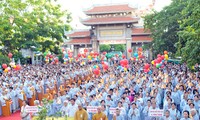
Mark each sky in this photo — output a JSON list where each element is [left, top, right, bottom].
[[57, 0, 172, 29]]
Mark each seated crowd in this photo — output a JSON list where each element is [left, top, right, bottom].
[[0, 59, 200, 120]]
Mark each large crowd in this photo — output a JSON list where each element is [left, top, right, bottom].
[[0, 57, 199, 120]]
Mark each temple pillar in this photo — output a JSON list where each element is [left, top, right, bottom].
[[149, 48, 153, 60], [125, 24, 132, 59], [126, 38, 132, 59], [73, 45, 78, 57], [31, 51, 35, 65], [92, 37, 99, 52]]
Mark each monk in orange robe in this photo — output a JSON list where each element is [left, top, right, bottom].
[[37, 85, 43, 102], [1, 91, 11, 116], [28, 86, 36, 106], [43, 89, 53, 100], [18, 87, 27, 109], [59, 85, 65, 95]]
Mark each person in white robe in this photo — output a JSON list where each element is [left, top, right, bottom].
[[128, 102, 140, 120], [161, 110, 173, 120], [20, 101, 31, 120], [169, 103, 181, 120], [68, 98, 78, 117], [60, 101, 69, 116]]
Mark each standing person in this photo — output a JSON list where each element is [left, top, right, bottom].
[[68, 98, 78, 118], [128, 102, 140, 120], [60, 101, 69, 117], [92, 106, 108, 120], [32, 100, 41, 120], [113, 108, 125, 120], [20, 101, 31, 120], [74, 104, 88, 120]]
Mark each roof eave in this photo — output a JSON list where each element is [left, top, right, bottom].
[[82, 20, 138, 25], [132, 33, 151, 35], [68, 35, 90, 38], [131, 40, 152, 43], [85, 10, 134, 15]]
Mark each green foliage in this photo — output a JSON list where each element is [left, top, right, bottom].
[[37, 99, 53, 120], [0, 0, 71, 55], [113, 44, 125, 52], [144, 0, 186, 56], [144, 0, 200, 67], [0, 54, 10, 65], [100, 44, 111, 52], [177, 0, 200, 67]]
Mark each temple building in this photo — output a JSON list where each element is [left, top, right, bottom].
[[65, 4, 152, 58]]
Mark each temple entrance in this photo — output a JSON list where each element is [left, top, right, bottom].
[[65, 4, 152, 59]]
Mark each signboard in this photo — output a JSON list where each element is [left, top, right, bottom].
[[100, 30, 124, 37], [25, 106, 38, 113], [109, 108, 123, 114], [149, 109, 164, 117], [87, 106, 98, 113], [99, 40, 126, 45], [109, 108, 117, 114], [46, 117, 71, 120]]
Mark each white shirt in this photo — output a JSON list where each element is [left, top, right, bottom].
[[60, 105, 69, 116], [67, 104, 78, 117]]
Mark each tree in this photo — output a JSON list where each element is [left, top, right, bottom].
[[0, 54, 10, 65], [177, 0, 200, 67], [113, 44, 125, 52], [0, 0, 71, 55], [144, 0, 200, 67], [144, 0, 186, 56], [100, 44, 111, 52]]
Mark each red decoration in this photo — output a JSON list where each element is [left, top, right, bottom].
[[78, 53, 81, 57], [128, 49, 132, 53], [15, 65, 21, 70], [157, 57, 162, 63], [139, 55, 143, 59], [84, 49, 88, 53], [8, 53, 13, 58], [90, 52, 94, 56], [103, 64, 108, 70], [69, 53, 73, 58], [138, 47, 143, 51], [49, 55, 53, 58], [55, 58, 59, 62], [154, 59, 158, 64], [164, 51, 168, 54], [93, 69, 100, 75], [83, 54, 86, 58], [122, 54, 126, 59], [144, 69, 149, 73], [120, 59, 128, 67], [161, 55, 165, 60], [103, 52, 107, 55], [94, 52, 99, 56], [101, 61, 104, 64], [161, 65, 165, 68], [2, 64, 7, 69], [144, 63, 150, 69], [157, 54, 161, 58]]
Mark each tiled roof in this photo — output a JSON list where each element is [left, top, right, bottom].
[[66, 38, 91, 44], [82, 17, 139, 25], [132, 28, 151, 35], [132, 36, 152, 42], [85, 4, 135, 15], [68, 31, 90, 38]]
